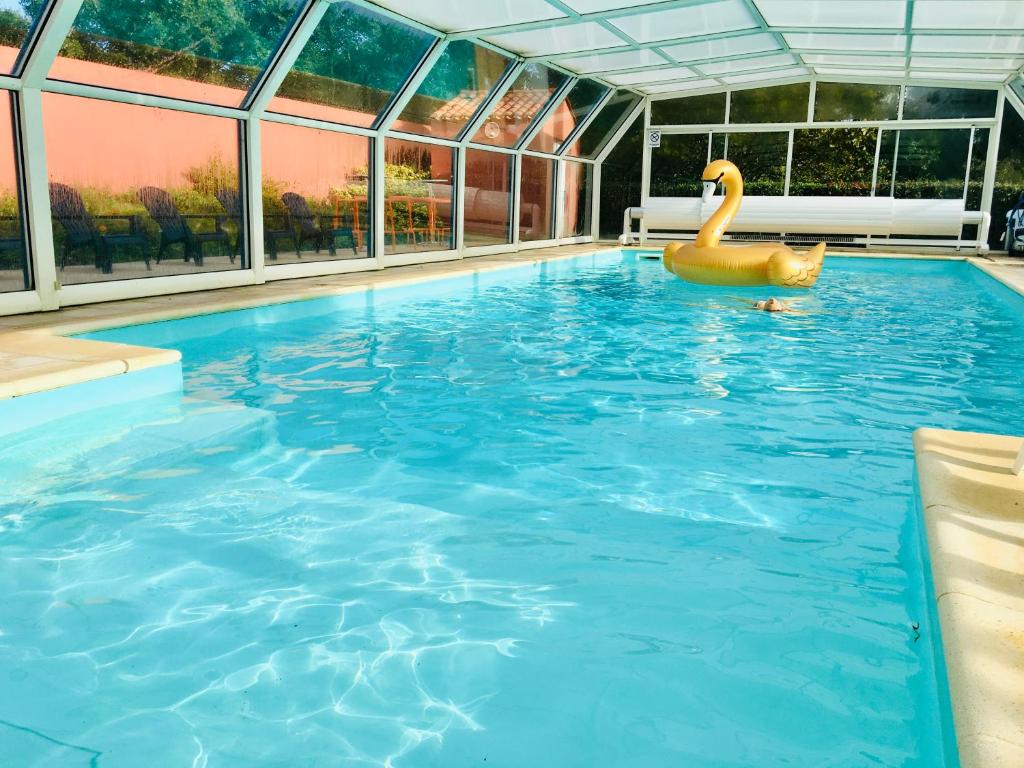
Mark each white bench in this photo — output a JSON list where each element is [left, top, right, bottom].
[[621, 196, 989, 249]]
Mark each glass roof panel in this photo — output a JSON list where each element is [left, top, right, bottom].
[[911, 56, 1022, 71], [699, 53, 796, 75], [801, 54, 905, 67], [911, 35, 1024, 54], [0, 0, 47, 74], [528, 78, 609, 153], [644, 79, 721, 94], [813, 68, 907, 78], [913, 0, 1024, 29], [909, 70, 1007, 82], [556, 49, 667, 74], [610, 0, 759, 45], [784, 32, 907, 51], [754, 0, 906, 28], [660, 32, 780, 64], [608, 66, 695, 86], [392, 40, 512, 141], [563, 0, 672, 11], [269, 3, 434, 128], [48, 0, 303, 107], [483, 22, 622, 57], [723, 67, 808, 85], [471, 63, 569, 148], [368, 0, 566, 33], [566, 90, 640, 158]]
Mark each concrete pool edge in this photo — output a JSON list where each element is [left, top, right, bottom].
[[914, 428, 1024, 768], [0, 330, 181, 399]]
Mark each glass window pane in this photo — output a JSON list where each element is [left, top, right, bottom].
[[528, 79, 608, 154], [392, 40, 511, 141], [1010, 75, 1024, 105], [261, 122, 370, 264], [270, 4, 435, 128], [902, 86, 999, 120], [875, 129, 897, 196], [464, 149, 512, 247], [650, 134, 708, 197], [651, 92, 727, 125], [561, 162, 593, 238], [0, 90, 27, 293], [729, 83, 810, 124], [43, 94, 243, 285], [599, 112, 643, 237], [892, 129, 971, 199], [50, 0, 302, 107], [472, 63, 569, 148], [813, 82, 900, 122], [966, 127, 989, 213], [520, 156, 555, 242], [790, 128, 877, 196], [383, 138, 453, 255], [714, 132, 789, 195], [0, 0, 47, 74], [567, 91, 640, 158]]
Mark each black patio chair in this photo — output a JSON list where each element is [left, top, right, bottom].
[[138, 186, 231, 267], [215, 188, 297, 261], [48, 182, 148, 274], [281, 192, 358, 258]]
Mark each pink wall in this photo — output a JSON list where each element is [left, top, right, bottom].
[[262, 121, 369, 199], [42, 91, 238, 193]]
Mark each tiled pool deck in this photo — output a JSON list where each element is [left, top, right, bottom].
[[1, 244, 1022, 767]]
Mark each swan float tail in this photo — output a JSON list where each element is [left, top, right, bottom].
[[767, 242, 826, 288]]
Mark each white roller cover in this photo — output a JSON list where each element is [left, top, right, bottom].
[[637, 196, 973, 237], [890, 198, 969, 236]]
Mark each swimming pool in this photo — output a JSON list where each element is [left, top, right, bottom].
[[4, 251, 1023, 766]]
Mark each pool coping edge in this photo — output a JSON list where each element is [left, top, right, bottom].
[[914, 427, 1024, 768]]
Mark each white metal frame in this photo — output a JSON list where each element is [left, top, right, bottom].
[[1, 0, 1023, 315]]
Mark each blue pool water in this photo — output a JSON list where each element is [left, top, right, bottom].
[[3, 252, 1024, 766]]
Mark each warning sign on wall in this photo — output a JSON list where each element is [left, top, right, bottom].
[[647, 130, 662, 148]]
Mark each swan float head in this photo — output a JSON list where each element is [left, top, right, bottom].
[[700, 159, 742, 203]]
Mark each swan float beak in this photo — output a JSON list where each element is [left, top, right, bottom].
[[701, 180, 717, 203]]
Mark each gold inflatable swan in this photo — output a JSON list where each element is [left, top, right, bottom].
[[663, 159, 826, 288]]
